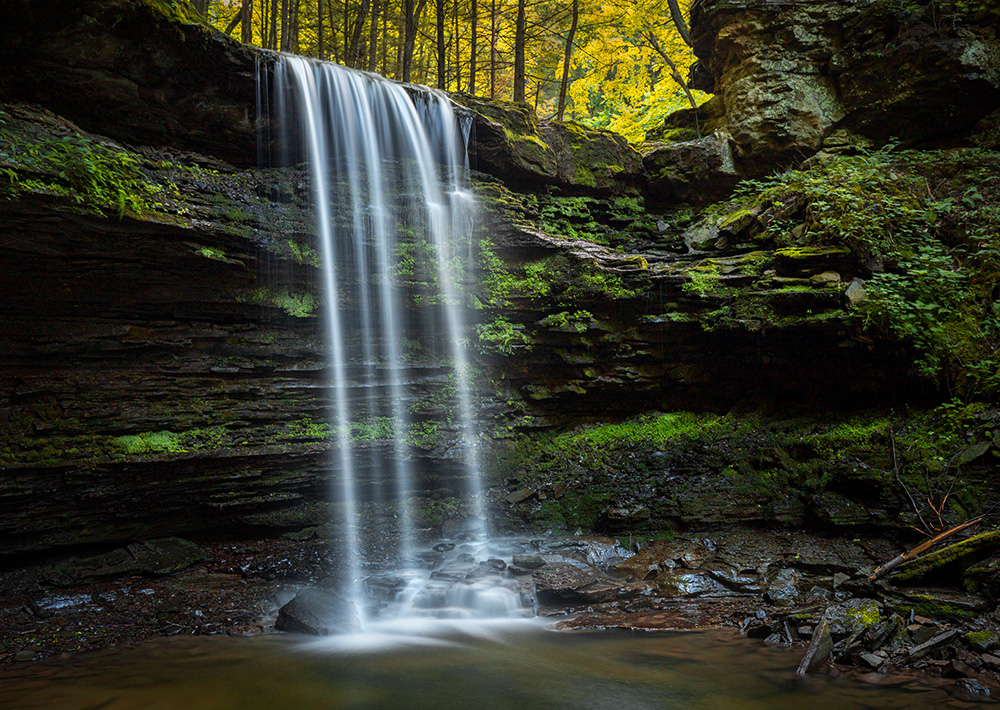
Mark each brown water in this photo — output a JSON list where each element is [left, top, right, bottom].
[[0, 622, 983, 709]]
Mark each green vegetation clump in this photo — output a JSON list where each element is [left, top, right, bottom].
[[475, 316, 533, 355], [240, 287, 318, 317], [0, 132, 168, 217], [729, 147, 1000, 397]]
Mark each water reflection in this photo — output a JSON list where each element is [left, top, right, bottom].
[[0, 627, 980, 710]]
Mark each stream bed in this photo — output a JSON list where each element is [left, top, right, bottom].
[[0, 623, 982, 709]]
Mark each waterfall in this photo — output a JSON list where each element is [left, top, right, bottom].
[[268, 55, 491, 615]]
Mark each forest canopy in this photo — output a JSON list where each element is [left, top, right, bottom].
[[189, 0, 707, 142]]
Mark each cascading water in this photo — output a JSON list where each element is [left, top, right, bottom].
[[267, 55, 528, 624]]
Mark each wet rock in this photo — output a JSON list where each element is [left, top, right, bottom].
[[909, 629, 961, 660], [364, 575, 408, 603], [811, 492, 869, 527], [964, 631, 1000, 653], [909, 623, 940, 646], [533, 562, 621, 605], [41, 538, 205, 587], [274, 588, 360, 636], [943, 659, 977, 678], [859, 652, 886, 670], [844, 278, 867, 306], [126, 538, 207, 576], [706, 563, 766, 594], [512, 554, 546, 570], [796, 618, 833, 675], [431, 560, 479, 583], [823, 599, 882, 637], [885, 587, 989, 620], [656, 572, 730, 598], [953, 677, 991, 701], [764, 568, 802, 607], [982, 653, 1000, 668], [613, 540, 689, 581], [809, 271, 840, 285], [505, 488, 536, 504], [688, 0, 1000, 175]]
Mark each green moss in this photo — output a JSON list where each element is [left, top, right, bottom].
[[964, 631, 1000, 651], [893, 530, 1000, 582], [892, 598, 975, 621], [503, 127, 549, 151], [140, 0, 206, 24], [112, 431, 187, 454], [729, 148, 1000, 396], [846, 602, 882, 627]]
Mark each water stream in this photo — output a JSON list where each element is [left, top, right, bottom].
[[0, 628, 976, 709]]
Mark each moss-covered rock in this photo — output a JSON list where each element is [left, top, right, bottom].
[[893, 531, 1000, 584]]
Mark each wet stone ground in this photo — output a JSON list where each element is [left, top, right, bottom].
[[1, 529, 999, 700]]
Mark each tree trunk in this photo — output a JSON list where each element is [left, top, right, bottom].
[[269, 0, 278, 49], [318, 0, 324, 58], [350, 0, 371, 67], [489, 0, 497, 99], [469, 0, 477, 94], [512, 0, 526, 102], [193, 0, 210, 15], [436, 0, 446, 89], [242, 0, 253, 45], [667, 0, 693, 47], [645, 29, 699, 121], [279, 0, 289, 51], [403, 0, 428, 82], [288, 0, 299, 54], [556, 0, 578, 121], [454, 0, 461, 92], [368, 0, 382, 71]]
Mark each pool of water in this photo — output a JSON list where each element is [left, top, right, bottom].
[[0, 622, 980, 709]]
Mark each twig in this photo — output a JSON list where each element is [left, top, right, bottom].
[[891, 426, 932, 535]]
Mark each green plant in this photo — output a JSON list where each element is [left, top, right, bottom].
[[0, 133, 165, 217], [475, 316, 532, 355]]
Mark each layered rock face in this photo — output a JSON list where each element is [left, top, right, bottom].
[[0, 0, 987, 558], [0, 104, 472, 555], [688, 0, 1000, 174]]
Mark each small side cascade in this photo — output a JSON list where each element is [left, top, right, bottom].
[[267, 54, 522, 623]]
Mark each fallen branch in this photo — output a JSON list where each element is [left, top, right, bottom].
[[869, 515, 984, 581]]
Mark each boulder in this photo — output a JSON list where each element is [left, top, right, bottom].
[[453, 93, 642, 194], [0, 0, 260, 166], [274, 588, 361, 636], [822, 598, 882, 637], [688, 0, 1000, 175], [643, 131, 739, 204]]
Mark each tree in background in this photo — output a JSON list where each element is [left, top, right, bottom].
[[195, 0, 704, 141]]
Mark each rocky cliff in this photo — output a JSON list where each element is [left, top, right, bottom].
[[0, 0, 997, 558]]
